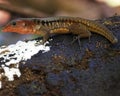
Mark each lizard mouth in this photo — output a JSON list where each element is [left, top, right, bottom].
[[1, 27, 8, 32]]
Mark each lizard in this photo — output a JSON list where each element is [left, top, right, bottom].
[[2, 16, 118, 44]]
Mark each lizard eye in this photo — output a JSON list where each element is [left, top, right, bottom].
[[12, 22, 16, 26]]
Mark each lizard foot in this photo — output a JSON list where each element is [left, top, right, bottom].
[[71, 35, 81, 49]]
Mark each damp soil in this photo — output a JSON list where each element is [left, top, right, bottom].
[[0, 16, 120, 96]]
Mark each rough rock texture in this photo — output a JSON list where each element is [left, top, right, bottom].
[[0, 16, 120, 96]]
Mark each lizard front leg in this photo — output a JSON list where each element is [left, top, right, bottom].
[[35, 26, 50, 45]]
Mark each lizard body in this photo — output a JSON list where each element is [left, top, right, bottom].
[[2, 16, 118, 44]]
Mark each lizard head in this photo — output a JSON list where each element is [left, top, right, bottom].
[[2, 19, 38, 34]]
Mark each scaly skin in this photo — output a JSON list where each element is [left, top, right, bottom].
[[2, 16, 118, 44]]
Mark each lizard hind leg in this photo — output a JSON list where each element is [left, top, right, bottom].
[[71, 35, 81, 48], [70, 23, 91, 46]]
